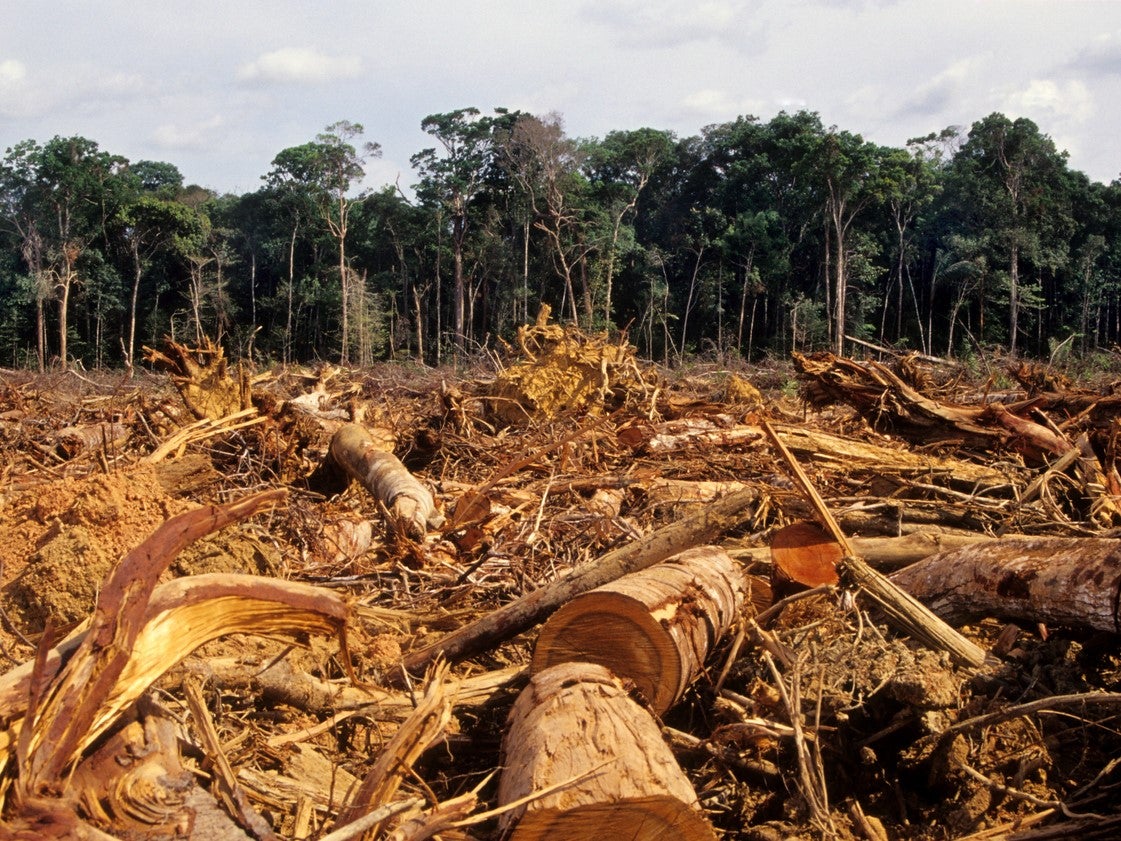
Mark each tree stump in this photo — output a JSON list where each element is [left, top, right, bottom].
[[497, 662, 717, 841], [530, 545, 746, 714]]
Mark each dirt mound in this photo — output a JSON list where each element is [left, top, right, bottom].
[[1, 463, 197, 634]]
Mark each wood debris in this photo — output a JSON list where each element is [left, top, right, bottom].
[[0, 337, 1120, 839]]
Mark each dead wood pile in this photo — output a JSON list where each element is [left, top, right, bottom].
[[0, 339, 1119, 839]]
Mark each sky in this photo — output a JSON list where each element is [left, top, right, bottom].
[[2, 0, 1121, 195]]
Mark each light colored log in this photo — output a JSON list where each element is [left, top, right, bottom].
[[531, 545, 746, 714], [497, 662, 717, 841], [329, 423, 442, 539]]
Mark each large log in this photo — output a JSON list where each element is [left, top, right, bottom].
[[497, 662, 717, 841], [531, 545, 746, 714], [890, 536, 1121, 633], [329, 422, 442, 539], [399, 486, 758, 678]]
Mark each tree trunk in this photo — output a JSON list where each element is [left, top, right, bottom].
[[328, 423, 442, 540], [890, 536, 1121, 633], [399, 486, 758, 678], [531, 545, 746, 715], [497, 662, 717, 841]]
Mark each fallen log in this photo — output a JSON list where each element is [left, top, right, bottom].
[[329, 422, 443, 540], [531, 545, 746, 714], [497, 662, 717, 841], [889, 536, 1121, 633], [398, 486, 759, 678], [793, 351, 1068, 462]]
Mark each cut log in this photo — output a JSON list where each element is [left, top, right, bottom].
[[531, 545, 746, 714], [399, 486, 758, 678], [497, 662, 717, 841], [889, 536, 1121, 633], [770, 521, 841, 597], [329, 422, 443, 539]]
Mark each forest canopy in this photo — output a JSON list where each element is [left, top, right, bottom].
[[1, 108, 1117, 370]]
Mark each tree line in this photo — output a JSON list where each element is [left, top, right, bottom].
[[1, 107, 1118, 371]]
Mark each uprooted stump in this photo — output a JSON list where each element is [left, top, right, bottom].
[[142, 337, 253, 422], [486, 305, 647, 425], [497, 662, 718, 841], [531, 545, 746, 715]]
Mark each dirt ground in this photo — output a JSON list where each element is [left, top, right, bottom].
[[1, 336, 1120, 840]]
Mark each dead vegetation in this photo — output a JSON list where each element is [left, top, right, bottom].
[[0, 329, 1120, 840]]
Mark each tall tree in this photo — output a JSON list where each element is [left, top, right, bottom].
[[114, 195, 205, 367], [0, 136, 128, 368], [412, 108, 515, 353], [267, 121, 380, 363], [951, 114, 1072, 354], [585, 128, 675, 327]]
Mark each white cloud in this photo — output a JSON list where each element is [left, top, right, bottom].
[[237, 47, 361, 84], [152, 115, 226, 151], [0, 58, 27, 84], [1002, 79, 1094, 124], [895, 57, 981, 119], [680, 88, 768, 121], [584, 0, 760, 50]]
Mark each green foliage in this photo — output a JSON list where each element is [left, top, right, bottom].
[[1, 107, 1121, 368]]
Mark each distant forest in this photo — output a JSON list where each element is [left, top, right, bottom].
[[1, 107, 1118, 370]]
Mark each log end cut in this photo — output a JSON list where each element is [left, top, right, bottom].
[[503, 797, 717, 841], [530, 545, 746, 715], [531, 591, 682, 713]]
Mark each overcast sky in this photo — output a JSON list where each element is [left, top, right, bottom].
[[2, 1, 1120, 195]]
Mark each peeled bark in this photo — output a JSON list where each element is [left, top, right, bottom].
[[531, 545, 746, 714], [890, 537, 1121, 633], [497, 662, 717, 841]]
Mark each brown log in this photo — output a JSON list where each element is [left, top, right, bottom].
[[770, 521, 841, 597], [399, 486, 758, 678], [531, 545, 746, 714], [497, 662, 717, 841], [889, 536, 1121, 633], [329, 422, 442, 539]]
